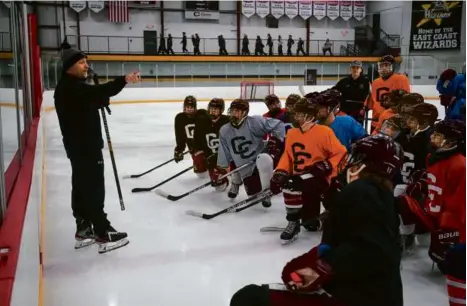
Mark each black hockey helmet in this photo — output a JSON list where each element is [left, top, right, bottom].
[[399, 93, 424, 114], [378, 55, 395, 77], [184, 95, 197, 108], [405, 103, 438, 127], [208, 98, 225, 113], [433, 119, 465, 145], [381, 89, 408, 109], [338, 134, 404, 182], [229, 98, 249, 113], [294, 97, 317, 116], [264, 94, 281, 107], [379, 114, 407, 139], [285, 93, 301, 110]]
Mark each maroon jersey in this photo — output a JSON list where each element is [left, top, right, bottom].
[[425, 152, 466, 242]]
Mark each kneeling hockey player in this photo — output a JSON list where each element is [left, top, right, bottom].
[[214, 99, 285, 207], [269, 97, 346, 244], [192, 98, 231, 190]]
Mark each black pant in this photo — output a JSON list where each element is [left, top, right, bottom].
[[70, 150, 110, 236]]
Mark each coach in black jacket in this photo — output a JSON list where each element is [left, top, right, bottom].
[[333, 60, 371, 124], [54, 43, 139, 251]]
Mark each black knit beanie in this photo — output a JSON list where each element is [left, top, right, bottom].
[[60, 39, 87, 72]]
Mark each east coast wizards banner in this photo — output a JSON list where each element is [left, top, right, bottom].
[[410, 1, 463, 51]]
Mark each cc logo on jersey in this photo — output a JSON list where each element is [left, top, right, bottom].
[[376, 87, 390, 102], [401, 152, 415, 184], [185, 124, 195, 139], [427, 173, 443, 213], [206, 133, 219, 153], [292, 142, 312, 172], [231, 136, 254, 159]]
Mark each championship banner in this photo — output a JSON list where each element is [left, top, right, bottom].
[[353, 1, 365, 21], [298, 0, 312, 19], [286, 1, 299, 19], [255, 0, 270, 18], [70, 1, 87, 13], [242, 0, 255, 18], [410, 1, 463, 51], [326, 1, 340, 20], [313, 1, 326, 20], [88, 1, 104, 13], [271, 1, 284, 19], [339, 0, 352, 21], [185, 1, 220, 20]]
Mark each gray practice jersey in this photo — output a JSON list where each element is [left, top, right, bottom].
[[217, 115, 285, 177]]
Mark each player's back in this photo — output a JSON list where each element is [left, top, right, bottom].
[[329, 115, 366, 150], [426, 152, 466, 241], [174, 112, 196, 151]]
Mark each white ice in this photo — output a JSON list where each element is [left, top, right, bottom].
[[42, 99, 448, 306]]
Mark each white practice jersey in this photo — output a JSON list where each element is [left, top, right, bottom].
[[217, 115, 285, 178]]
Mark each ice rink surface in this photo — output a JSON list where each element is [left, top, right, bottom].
[[42, 99, 448, 306]]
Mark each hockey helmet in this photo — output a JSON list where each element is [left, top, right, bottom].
[[229, 99, 249, 127], [381, 89, 408, 109], [184, 95, 197, 108], [432, 119, 465, 147], [399, 93, 424, 114], [338, 134, 404, 182], [379, 114, 407, 139], [294, 97, 318, 128], [208, 98, 225, 113], [378, 55, 395, 78], [285, 94, 301, 112], [264, 94, 281, 107], [405, 103, 438, 130]]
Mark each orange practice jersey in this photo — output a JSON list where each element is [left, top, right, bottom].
[[276, 124, 346, 180], [372, 108, 396, 134], [369, 74, 410, 127]]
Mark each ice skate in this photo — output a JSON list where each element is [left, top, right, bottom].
[[75, 221, 95, 249], [302, 218, 323, 232], [280, 221, 300, 245], [228, 183, 241, 199], [96, 226, 129, 254], [401, 234, 415, 256]]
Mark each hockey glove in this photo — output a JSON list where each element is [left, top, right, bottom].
[[265, 136, 283, 161], [429, 230, 465, 278], [210, 167, 228, 187], [174, 149, 184, 163], [282, 245, 332, 291], [306, 160, 332, 179], [406, 169, 429, 203], [270, 169, 289, 195], [439, 94, 456, 107]]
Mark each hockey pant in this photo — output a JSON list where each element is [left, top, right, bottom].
[[230, 284, 345, 306], [230, 153, 274, 196], [283, 175, 329, 224], [192, 151, 213, 177], [70, 150, 110, 236]]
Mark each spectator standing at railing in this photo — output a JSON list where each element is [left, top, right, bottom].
[[255, 35, 266, 56], [167, 34, 174, 55], [267, 34, 273, 56], [277, 35, 283, 56], [287, 35, 294, 56], [157, 33, 166, 55], [242, 34, 250, 55], [181, 32, 188, 53], [218, 35, 228, 55], [323, 38, 333, 56], [194, 33, 201, 55], [296, 38, 305, 55]]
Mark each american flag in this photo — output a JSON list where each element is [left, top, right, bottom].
[[108, 1, 129, 23]]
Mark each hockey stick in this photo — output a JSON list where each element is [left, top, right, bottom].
[[122, 151, 189, 179], [298, 85, 307, 96], [92, 73, 126, 211], [154, 161, 254, 201], [186, 189, 273, 220], [131, 165, 194, 193]]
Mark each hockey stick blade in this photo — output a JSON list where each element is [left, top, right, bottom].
[[185, 189, 272, 220], [298, 85, 307, 96], [125, 151, 189, 179], [154, 161, 254, 201], [260, 226, 286, 232], [131, 166, 194, 193]]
